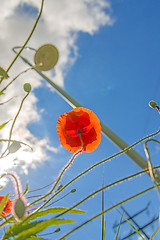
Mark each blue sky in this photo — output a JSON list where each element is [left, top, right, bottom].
[[0, 0, 160, 239]]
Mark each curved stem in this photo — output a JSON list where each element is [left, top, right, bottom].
[[27, 135, 84, 208], [27, 128, 160, 210], [144, 140, 160, 195], [13, 55, 160, 180], [52, 147, 83, 192], [0, 173, 21, 198], [0, 92, 30, 158], [0, 139, 33, 151], [22, 166, 160, 225], [0, 66, 36, 94], [6, 0, 44, 73], [58, 183, 160, 240]]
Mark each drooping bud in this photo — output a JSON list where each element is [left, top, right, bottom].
[[13, 197, 26, 220]]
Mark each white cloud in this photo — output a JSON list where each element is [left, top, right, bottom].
[[0, 0, 113, 176]]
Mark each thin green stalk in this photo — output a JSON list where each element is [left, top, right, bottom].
[[57, 184, 160, 240], [27, 135, 83, 207], [0, 96, 17, 105], [50, 145, 83, 193], [101, 166, 105, 240], [120, 206, 149, 239], [149, 223, 160, 239], [28, 128, 160, 209], [12, 53, 160, 181], [54, 171, 160, 220], [115, 213, 124, 240], [6, 0, 44, 73], [0, 139, 33, 151], [144, 139, 160, 195], [0, 66, 36, 94], [0, 173, 21, 198], [23, 166, 160, 225], [116, 208, 145, 240], [0, 92, 30, 158]]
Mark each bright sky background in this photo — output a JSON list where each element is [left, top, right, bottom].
[[0, 0, 160, 239]]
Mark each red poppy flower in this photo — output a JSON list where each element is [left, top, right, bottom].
[[57, 107, 101, 153], [0, 196, 12, 217]]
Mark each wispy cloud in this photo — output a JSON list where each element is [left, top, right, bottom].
[[0, 0, 114, 176]]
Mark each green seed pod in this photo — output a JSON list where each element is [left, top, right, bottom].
[[34, 44, 59, 71], [14, 198, 26, 220], [57, 185, 63, 191], [149, 100, 157, 109], [71, 188, 76, 193], [23, 83, 31, 93]]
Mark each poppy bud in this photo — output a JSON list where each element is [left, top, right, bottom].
[[13, 197, 26, 220], [23, 83, 31, 93], [71, 189, 76, 193], [149, 100, 157, 109], [55, 228, 61, 233]]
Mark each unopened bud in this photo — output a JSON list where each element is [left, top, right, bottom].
[[55, 228, 61, 233], [149, 100, 157, 109], [23, 83, 31, 93], [13, 197, 26, 220], [71, 189, 76, 193]]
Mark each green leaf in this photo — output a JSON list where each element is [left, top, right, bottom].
[[3, 221, 39, 239], [0, 90, 4, 95], [4, 218, 75, 240], [0, 216, 15, 228], [25, 237, 51, 240], [0, 194, 9, 216], [25, 207, 86, 223], [115, 213, 124, 240], [0, 120, 10, 130], [23, 183, 29, 196], [0, 66, 8, 82]]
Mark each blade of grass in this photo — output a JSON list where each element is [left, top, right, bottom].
[[56, 184, 160, 240], [115, 213, 124, 240], [116, 207, 145, 240], [14, 56, 160, 181], [101, 166, 106, 240], [26, 128, 160, 210], [120, 206, 149, 239], [24, 167, 160, 225]]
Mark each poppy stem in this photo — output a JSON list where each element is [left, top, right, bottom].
[[0, 172, 22, 198], [78, 133, 84, 149], [48, 133, 84, 193], [26, 135, 84, 211], [52, 144, 84, 192]]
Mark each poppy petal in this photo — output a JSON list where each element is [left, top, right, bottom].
[[57, 107, 101, 153], [0, 196, 12, 217]]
